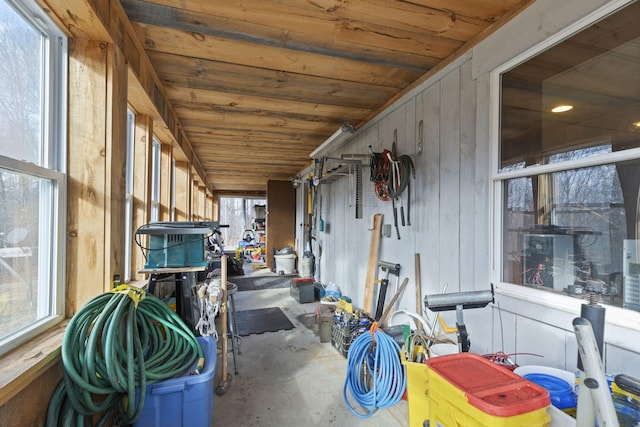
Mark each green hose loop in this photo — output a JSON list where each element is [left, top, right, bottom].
[[46, 286, 204, 426]]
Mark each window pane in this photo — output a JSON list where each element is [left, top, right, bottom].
[[124, 109, 135, 282], [0, 168, 53, 340], [0, 0, 44, 165], [502, 160, 638, 309], [150, 139, 160, 222], [500, 2, 640, 172]]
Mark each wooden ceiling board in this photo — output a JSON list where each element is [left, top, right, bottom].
[[150, 55, 398, 109], [118, 0, 534, 193], [165, 87, 371, 121], [122, 0, 453, 71]]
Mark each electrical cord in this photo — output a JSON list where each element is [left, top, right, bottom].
[[343, 324, 406, 418], [46, 285, 204, 426]]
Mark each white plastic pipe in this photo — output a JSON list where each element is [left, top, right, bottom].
[[573, 317, 619, 427]]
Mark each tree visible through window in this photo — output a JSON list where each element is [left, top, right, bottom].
[[0, 0, 67, 355], [497, 2, 640, 311]]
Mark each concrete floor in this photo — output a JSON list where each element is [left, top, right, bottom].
[[211, 285, 409, 427]]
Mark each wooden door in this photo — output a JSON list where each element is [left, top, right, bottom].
[[266, 180, 296, 270]]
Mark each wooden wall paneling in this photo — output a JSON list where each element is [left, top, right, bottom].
[[212, 193, 219, 222], [105, 43, 128, 292], [266, 180, 296, 270], [439, 69, 462, 292], [421, 82, 442, 294], [458, 59, 477, 289], [66, 38, 109, 313], [131, 114, 152, 281], [0, 359, 63, 425]]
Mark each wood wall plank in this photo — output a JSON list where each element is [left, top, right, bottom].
[[66, 38, 109, 312], [458, 59, 477, 289], [438, 69, 461, 293], [105, 43, 128, 291]]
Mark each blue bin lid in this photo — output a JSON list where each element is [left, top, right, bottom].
[[524, 373, 576, 410]]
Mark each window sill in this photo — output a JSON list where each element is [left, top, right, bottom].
[[0, 320, 68, 406]]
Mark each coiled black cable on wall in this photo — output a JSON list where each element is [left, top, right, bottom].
[[369, 143, 414, 238]]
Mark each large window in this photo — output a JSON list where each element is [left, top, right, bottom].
[[0, 0, 66, 354], [497, 2, 640, 311], [219, 197, 267, 250]]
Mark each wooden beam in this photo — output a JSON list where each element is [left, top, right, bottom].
[[121, 0, 448, 71], [105, 42, 128, 291], [363, 214, 383, 315], [136, 24, 421, 88], [66, 38, 109, 312]]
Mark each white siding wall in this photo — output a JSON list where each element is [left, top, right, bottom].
[[298, 0, 640, 377]]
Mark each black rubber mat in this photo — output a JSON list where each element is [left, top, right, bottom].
[[235, 307, 295, 336], [231, 275, 294, 291]]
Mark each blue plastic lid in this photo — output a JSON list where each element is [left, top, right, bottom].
[[524, 373, 577, 410]]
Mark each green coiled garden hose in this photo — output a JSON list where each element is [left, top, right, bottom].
[[46, 285, 204, 426]]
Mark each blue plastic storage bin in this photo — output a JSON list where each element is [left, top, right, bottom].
[[133, 336, 217, 427]]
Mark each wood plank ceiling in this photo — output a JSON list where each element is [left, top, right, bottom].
[[120, 0, 531, 195]]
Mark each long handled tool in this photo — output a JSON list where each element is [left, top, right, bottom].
[[216, 255, 232, 396], [374, 261, 400, 321], [379, 277, 409, 327]]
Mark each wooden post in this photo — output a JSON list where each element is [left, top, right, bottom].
[[215, 255, 232, 395], [220, 255, 228, 380], [363, 214, 383, 315]]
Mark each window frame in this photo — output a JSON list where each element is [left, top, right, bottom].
[[123, 107, 135, 282], [150, 137, 161, 222], [0, 0, 67, 355], [490, 0, 640, 325]]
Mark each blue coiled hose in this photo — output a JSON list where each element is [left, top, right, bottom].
[[343, 328, 406, 418]]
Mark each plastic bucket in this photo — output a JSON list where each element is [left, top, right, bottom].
[[300, 257, 313, 277], [430, 343, 458, 358]]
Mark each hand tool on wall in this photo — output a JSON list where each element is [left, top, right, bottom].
[[391, 198, 400, 239], [374, 261, 401, 321]]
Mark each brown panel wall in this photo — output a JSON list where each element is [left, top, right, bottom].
[[266, 180, 296, 270]]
